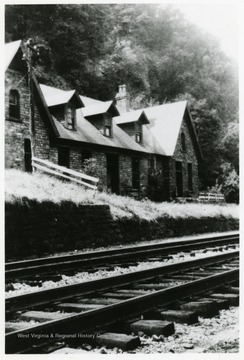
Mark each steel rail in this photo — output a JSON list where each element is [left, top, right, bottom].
[[5, 232, 239, 280], [6, 250, 239, 314], [6, 267, 238, 354]]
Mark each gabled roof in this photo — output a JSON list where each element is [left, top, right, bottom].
[[5, 40, 22, 71], [145, 101, 188, 156], [114, 109, 150, 125], [80, 95, 104, 107], [40, 84, 83, 108], [117, 100, 202, 159], [82, 100, 119, 118], [51, 109, 150, 153], [5, 40, 201, 158]]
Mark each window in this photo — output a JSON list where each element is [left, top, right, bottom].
[[104, 125, 111, 137], [81, 149, 92, 164], [132, 157, 140, 188], [188, 163, 193, 191], [66, 104, 76, 130], [104, 114, 112, 137], [136, 132, 142, 143], [181, 132, 186, 152], [9, 89, 20, 119], [135, 122, 142, 143]]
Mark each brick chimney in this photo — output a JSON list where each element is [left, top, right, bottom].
[[115, 84, 130, 113]]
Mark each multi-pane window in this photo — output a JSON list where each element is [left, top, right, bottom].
[[9, 89, 20, 119], [66, 104, 76, 130], [135, 122, 142, 143]]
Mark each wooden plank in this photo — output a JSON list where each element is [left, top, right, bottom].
[[160, 310, 198, 324], [75, 297, 119, 305], [32, 163, 97, 189], [95, 333, 141, 351], [56, 303, 104, 312], [19, 311, 67, 322], [127, 320, 175, 336], [32, 156, 98, 182]]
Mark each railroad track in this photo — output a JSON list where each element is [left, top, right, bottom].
[[5, 231, 239, 282], [5, 249, 239, 354]]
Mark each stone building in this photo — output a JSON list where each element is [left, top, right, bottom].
[[5, 40, 203, 201]]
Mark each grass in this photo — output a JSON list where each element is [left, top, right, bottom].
[[5, 169, 239, 221]]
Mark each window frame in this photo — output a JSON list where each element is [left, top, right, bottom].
[[65, 103, 76, 130], [9, 89, 20, 121], [103, 113, 113, 137], [135, 122, 143, 143]]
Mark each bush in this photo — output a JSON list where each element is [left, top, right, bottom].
[[218, 163, 239, 203]]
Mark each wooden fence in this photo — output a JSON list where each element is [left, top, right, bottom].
[[32, 157, 99, 190], [198, 192, 225, 203]]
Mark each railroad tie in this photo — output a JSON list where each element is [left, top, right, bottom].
[[180, 300, 219, 317], [159, 310, 199, 325], [207, 293, 239, 306], [200, 297, 229, 310], [56, 303, 104, 312], [94, 332, 141, 351], [126, 320, 175, 337], [19, 310, 69, 322]]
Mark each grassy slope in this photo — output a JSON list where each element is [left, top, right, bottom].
[[5, 169, 239, 221]]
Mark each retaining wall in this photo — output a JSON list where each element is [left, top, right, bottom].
[[5, 200, 239, 261]]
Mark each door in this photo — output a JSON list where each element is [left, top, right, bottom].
[[175, 161, 183, 197], [24, 139, 32, 173], [58, 147, 70, 168], [107, 154, 120, 194]]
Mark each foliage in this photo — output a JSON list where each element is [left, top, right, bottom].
[[5, 4, 238, 188], [81, 158, 98, 177], [218, 163, 239, 203]]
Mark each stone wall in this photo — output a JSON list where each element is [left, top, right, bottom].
[[169, 113, 199, 197], [5, 69, 31, 170], [5, 200, 239, 261]]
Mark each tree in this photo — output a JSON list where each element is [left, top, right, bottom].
[[5, 4, 238, 189]]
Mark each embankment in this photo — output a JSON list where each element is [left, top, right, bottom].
[[5, 200, 239, 261]]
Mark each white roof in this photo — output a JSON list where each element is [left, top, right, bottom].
[[40, 84, 76, 107], [82, 101, 114, 117], [145, 101, 187, 156], [80, 95, 103, 107], [114, 109, 149, 125], [5, 40, 22, 71]]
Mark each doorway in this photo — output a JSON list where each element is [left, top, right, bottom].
[[58, 147, 70, 168], [107, 154, 119, 194], [175, 161, 183, 197]]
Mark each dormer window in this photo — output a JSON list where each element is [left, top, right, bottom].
[[9, 89, 20, 120], [136, 132, 142, 143], [104, 125, 111, 137], [104, 114, 112, 137], [135, 122, 142, 143], [65, 104, 76, 130]]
